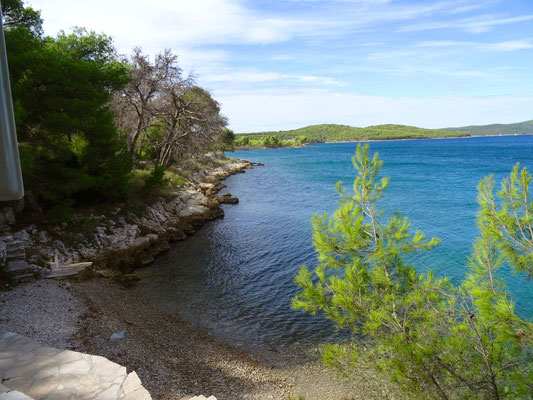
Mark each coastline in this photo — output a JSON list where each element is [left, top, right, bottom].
[[0, 153, 409, 399], [232, 133, 531, 151]]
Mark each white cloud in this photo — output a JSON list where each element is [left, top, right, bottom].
[[416, 40, 475, 47], [488, 40, 533, 51], [416, 39, 533, 52], [401, 14, 533, 33], [30, 0, 497, 54], [268, 54, 297, 61], [217, 89, 533, 132], [30, 0, 336, 51], [201, 71, 345, 86]]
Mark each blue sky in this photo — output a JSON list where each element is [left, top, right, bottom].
[[30, 0, 533, 132]]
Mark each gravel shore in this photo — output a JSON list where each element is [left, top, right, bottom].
[[70, 277, 292, 400], [0, 279, 85, 349], [0, 274, 410, 400]]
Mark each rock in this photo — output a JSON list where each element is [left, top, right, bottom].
[[110, 330, 125, 340], [0, 242, 6, 260], [5, 260, 32, 274], [146, 234, 159, 243], [166, 227, 187, 242], [218, 196, 239, 204], [0, 208, 15, 226], [12, 230, 30, 244], [131, 236, 151, 253], [137, 252, 154, 266], [7, 157, 249, 277]]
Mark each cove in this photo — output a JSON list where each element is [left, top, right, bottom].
[[136, 136, 533, 355]]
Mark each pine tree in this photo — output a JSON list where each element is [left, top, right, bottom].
[[293, 144, 532, 399]]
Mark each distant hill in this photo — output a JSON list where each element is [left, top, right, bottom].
[[443, 120, 533, 136], [238, 124, 467, 143]]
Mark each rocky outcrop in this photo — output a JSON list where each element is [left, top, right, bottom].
[[1, 156, 255, 281]]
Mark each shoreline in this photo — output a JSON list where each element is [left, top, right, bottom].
[[232, 133, 531, 151], [0, 154, 408, 399]]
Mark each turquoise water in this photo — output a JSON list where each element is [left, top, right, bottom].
[[139, 136, 533, 353]]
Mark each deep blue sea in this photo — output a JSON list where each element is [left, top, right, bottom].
[[139, 136, 533, 354]]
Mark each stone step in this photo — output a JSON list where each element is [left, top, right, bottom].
[[5, 261, 32, 274], [6, 251, 25, 260], [6, 241, 24, 252], [45, 262, 93, 279], [0, 236, 14, 243]]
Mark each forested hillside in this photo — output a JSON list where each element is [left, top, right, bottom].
[[2, 0, 230, 218], [236, 123, 467, 144], [443, 120, 533, 136]]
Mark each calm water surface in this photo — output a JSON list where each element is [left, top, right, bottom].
[[137, 136, 533, 354]]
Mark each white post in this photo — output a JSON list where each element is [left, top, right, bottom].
[[0, 8, 24, 201]]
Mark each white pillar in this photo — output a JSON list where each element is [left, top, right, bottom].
[[0, 9, 24, 201]]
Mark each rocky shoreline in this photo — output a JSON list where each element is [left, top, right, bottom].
[[0, 155, 256, 284], [0, 154, 409, 400]]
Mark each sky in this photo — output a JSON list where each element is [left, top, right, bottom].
[[28, 0, 533, 132]]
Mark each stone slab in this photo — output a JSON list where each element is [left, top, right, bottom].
[[0, 332, 152, 399]]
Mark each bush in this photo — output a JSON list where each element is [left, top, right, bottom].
[[142, 165, 170, 193]]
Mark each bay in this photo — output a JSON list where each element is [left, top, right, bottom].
[[138, 136, 533, 354]]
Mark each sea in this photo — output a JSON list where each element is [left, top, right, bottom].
[[137, 136, 533, 355]]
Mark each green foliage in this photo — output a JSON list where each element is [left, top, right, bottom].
[[1, 0, 42, 34], [5, 4, 132, 214], [221, 128, 235, 151], [261, 135, 282, 148], [143, 165, 171, 193], [293, 144, 532, 399], [234, 136, 250, 146], [477, 164, 533, 277], [444, 120, 533, 136], [237, 123, 468, 143], [233, 134, 306, 149]]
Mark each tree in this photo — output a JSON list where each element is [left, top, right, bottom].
[[234, 136, 250, 146], [293, 144, 532, 399], [113, 48, 228, 165], [477, 164, 533, 277], [1, 0, 42, 34], [262, 135, 281, 148], [5, 7, 132, 214], [142, 84, 226, 166], [112, 47, 180, 157]]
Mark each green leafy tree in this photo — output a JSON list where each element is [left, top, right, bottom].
[[234, 136, 250, 146], [262, 135, 281, 148], [293, 144, 532, 399], [4, 3, 132, 214], [222, 128, 235, 150], [1, 0, 42, 34]]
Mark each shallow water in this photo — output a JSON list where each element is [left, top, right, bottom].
[[138, 136, 533, 354]]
